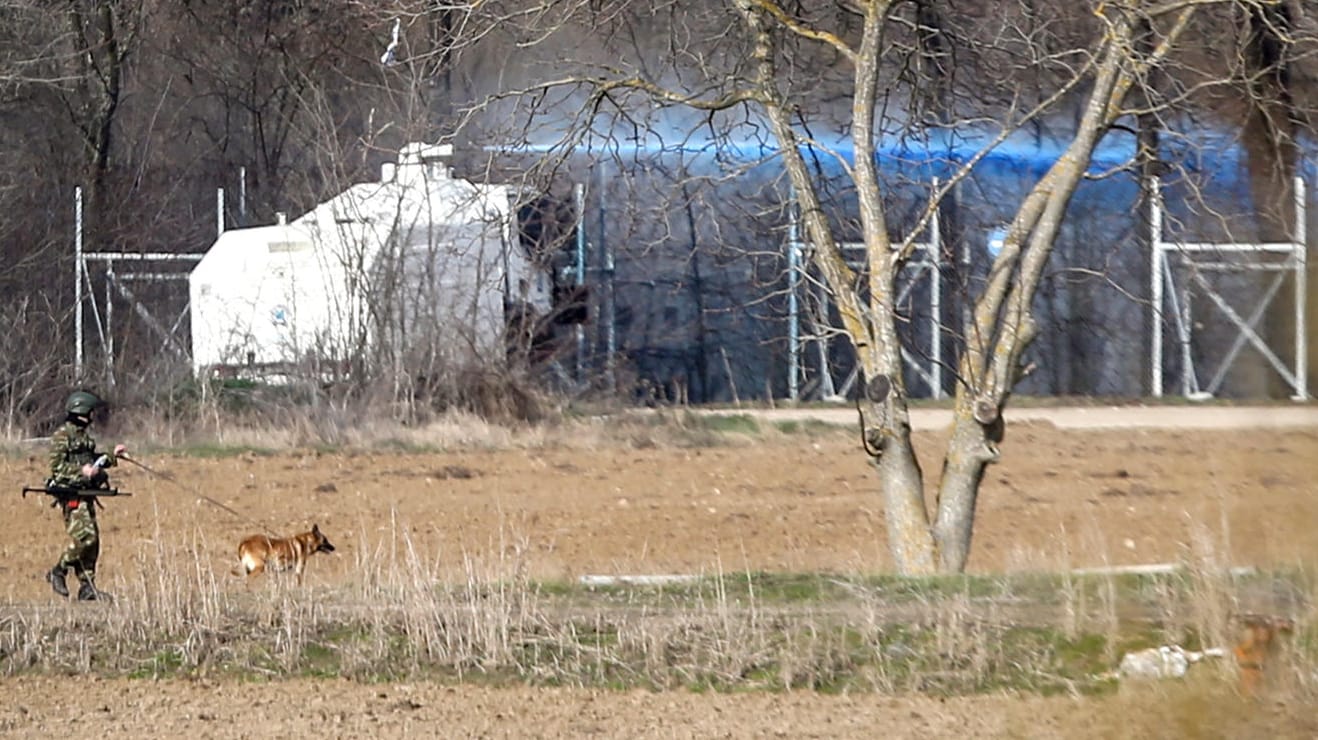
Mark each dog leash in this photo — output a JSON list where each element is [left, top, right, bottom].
[[119, 455, 282, 537]]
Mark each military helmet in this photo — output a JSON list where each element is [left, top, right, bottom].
[[65, 390, 105, 416]]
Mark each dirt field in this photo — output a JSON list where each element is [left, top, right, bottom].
[[2, 673, 1314, 739], [1, 405, 1316, 737]]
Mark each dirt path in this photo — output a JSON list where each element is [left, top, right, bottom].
[[705, 402, 1318, 430]]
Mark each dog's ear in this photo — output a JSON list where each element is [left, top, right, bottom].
[[312, 523, 320, 535]]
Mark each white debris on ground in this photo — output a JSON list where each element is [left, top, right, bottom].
[[1115, 645, 1227, 680]]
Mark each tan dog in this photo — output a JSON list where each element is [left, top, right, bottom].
[[235, 524, 336, 585], [1233, 614, 1294, 697]]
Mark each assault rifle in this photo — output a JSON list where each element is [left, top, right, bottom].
[[22, 484, 133, 500], [23, 455, 132, 504]]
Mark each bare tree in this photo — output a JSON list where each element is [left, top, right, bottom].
[[745, 1, 1193, 573], [0, 1, 153, 212], [422, 0, 1288, 574]]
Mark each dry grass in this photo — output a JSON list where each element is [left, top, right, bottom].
[[0, 513, 1313, 704], [75, 403, 782, 455]]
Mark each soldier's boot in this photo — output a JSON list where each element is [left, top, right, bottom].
[[47, 565, 69, 598], [76, 580, 100, 602]]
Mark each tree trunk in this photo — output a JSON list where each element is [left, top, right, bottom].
[[860, 378, 937, 574], [931, 399, 1000, 571], [66, 2, 127, 214], [1241, 2, 1303, 398]]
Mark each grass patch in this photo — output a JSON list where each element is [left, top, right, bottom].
[[772, 418, 847, 435], [375, 437, 442, 453], [2, 544, 1311, 699], [542, 568, 1284, 621], [688, 413, 760, 435], [299, 641, 341, 678], [175, 443, 277, 459], [127, 647, 187, 679]]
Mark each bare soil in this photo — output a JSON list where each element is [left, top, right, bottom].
[[1, 673, 1314, 739], [1, 406, 1316, 737]]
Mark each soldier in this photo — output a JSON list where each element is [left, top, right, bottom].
[[45, 390, 128, 601]]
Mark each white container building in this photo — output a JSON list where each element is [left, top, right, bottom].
[[189, 143, 552, 378]]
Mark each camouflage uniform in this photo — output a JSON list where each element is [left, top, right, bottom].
[[48, 420, 116, 584]]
